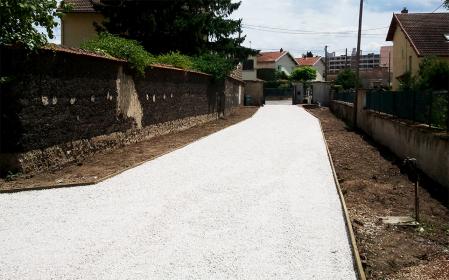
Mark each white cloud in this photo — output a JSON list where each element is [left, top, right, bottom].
[[232, 0, 445, 57]]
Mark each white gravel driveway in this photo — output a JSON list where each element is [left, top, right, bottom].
[[0, 105, 357, 280]]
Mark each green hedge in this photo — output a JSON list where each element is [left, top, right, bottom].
[[156, 51, 193, 70], [192, 53, 234, 81], [81, 33, 234, 80], [81, 33, 154, 75], [257, 68, 276, 81]]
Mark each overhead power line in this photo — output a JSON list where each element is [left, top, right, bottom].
[[432, 2, 445, 13], [242, 26, 386, 37], [242, 23, 389, 34]]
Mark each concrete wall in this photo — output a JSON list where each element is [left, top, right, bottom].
[[330, 92, 449, 189], [244, 80, 264, 106], [312, 82, 332, 106], [61, 13, 104, 47], [293, 82, 331, 106], [0, 47, 241, 174]]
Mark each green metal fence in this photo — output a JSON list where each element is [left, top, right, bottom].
[[333, 90, 356, 103], [264, 88, 293, 99], [366, 90, 449, 131]]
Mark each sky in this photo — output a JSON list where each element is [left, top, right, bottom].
[[48, 0, 447, 57], [231, 0, 448, 57]]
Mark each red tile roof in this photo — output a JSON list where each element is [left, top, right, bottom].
[[64, 0, 99, 13], [257, 51, 288, 63], [386, 13, 449, 57], [295, 56, 321, 66]]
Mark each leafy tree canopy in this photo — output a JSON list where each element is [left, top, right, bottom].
[[275, 70, 289, 80], [416, 57, 449, 91], [335, 68, 359, 90], [0, 0, 69, 49], [93, 0, 256, 62], [302, 51, 313, 58], [290, 66, 317, 82]]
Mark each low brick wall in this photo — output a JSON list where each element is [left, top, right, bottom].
[[0, 47, 242, 174], [330, 92, 449, 190]]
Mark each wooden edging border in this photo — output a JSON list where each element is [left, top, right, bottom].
[[1, 108, 259, 194], [305, 107, 367, 280]]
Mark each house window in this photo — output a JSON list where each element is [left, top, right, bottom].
[[243, 59, 254, 70]]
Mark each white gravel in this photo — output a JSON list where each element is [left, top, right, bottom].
[[0, 105, 357, 280]]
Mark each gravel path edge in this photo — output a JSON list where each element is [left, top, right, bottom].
[[1, 110, 258, 194], [305, 107, 367, 280]]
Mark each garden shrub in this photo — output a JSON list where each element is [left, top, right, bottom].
[[81, 33, 154, 75], [192, 53, 234, 81], [81, 34, 236, 80], [155, 51, 193, 69]]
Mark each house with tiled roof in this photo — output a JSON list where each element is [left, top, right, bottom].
[[61, 0, 104, 47], [242, 49, 299, 81], [257, 50, 299, 76], [386, 12, 449, 90], [295, 56, 325, 82]]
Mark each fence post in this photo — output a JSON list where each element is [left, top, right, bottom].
[[393, 91, 396, 117], [428, 91, 433, 127], [447, 91, 449, 132]]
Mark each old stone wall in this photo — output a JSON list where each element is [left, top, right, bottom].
[[0, 47, 241, 174]]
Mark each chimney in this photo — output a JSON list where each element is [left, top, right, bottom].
[[401, 7, 408, 13], [280, 48, 284, 53]]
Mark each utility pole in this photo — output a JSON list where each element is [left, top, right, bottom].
[[324, 45, 328, 81], [388, 51, 391, 87], [353, 0, 364, 128], [345, 48, 348, 68]]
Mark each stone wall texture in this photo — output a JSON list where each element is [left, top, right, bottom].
[[0, 47, 243, 174]]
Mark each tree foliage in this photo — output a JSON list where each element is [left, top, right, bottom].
[[275, 70, 289, 80], [81, 33, 155, 75], [0, 0, 68, 48], [155, 51, 194, 70], [92, 0, 255, 62], [192, 53, 235, 81], [335, 68, 359, 89], [290, 66, 317, 82], [416, 57, 449, 91], [81, 33, 234, 80], [302, 51, 313, 58]]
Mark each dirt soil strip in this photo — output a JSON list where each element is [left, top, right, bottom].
[[0, 107, 258, 193], [305, 107, 449, 280]]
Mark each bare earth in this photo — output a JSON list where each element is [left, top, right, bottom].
[[306, 106, 449, 280], [0, 107, 258, 192]]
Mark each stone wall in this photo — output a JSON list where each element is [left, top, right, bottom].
[[330, 92, 449, 190], [0, 46, 242, 174]]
